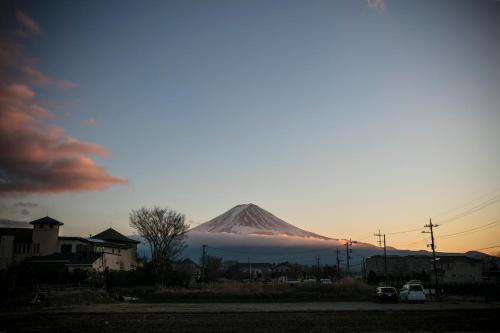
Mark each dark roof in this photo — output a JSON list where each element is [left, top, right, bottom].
[[30, 216, 64, 226], [92, 228, 140, 244], [0, 228, 33, 242], [58, 236, 93, 244], [28, 252, 103, 266], [58, 236, 131, 249]]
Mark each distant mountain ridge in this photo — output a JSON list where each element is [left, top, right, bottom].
[[191, 203, 331, 240]]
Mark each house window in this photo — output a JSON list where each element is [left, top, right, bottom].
[[36, 243, 40, 254]]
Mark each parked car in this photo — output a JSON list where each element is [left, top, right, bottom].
[[399, 283, 426, 302], [374, 286, 398, 302]]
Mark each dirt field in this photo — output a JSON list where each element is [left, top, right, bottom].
[[1, 302, 499, 332], [1, 310, 499, 332]]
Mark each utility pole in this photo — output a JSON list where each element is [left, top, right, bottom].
[[362, 257, 366, 280], [316, 256, 320, 279], [248, 257, 252, 282], [345, 239, 357, 277], [336, 248, 341, 278], [374, 230, 388, 280], [201, 244, 207, 283], [423, 219, 439, 298]]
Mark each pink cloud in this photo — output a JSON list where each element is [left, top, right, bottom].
[[82, 118, 97, 126], [0, 41, 24, 69], [0, 10, 125, 195], [23, 66, 77, 90], [15, 11, 41, 36], [0, 84, 127, 194]]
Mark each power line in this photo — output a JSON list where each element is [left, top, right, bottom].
[[387, 227, 422, 235], [385, 190, 500, 236], [437, 193, 500, 226], [438, 219, 500, 239], [438, 245, 500, 255]]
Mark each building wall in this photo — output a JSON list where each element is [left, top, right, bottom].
[[56, 240, 137, 271], [92, 250, 121, 271], [0, 235, 14, 269], [366, 256, 483, 284], [57, 239, 93, 254], [12, 242, 36, 263], [93, 245, 136, 271], [32, 224, 59, 256], [440, 260, 483, 284]]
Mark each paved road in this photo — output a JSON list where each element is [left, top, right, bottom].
[[27, 301, 500, 314]]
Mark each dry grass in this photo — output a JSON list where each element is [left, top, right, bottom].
[[121, 279, 374, 302]]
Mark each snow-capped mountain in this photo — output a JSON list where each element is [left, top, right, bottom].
[[190, 203, 330, 240], [136, 203, 488, 266]]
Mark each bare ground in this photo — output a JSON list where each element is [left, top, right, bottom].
[[1, 302, 499, 332]]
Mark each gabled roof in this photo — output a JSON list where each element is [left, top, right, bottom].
[[91, 228, 140, 244], [30, 216, 64, 226], [58, 236, 131, 249], [58, 236, 93, 244]]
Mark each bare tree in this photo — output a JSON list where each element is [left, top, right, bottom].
[[129, 206, 189, 285]]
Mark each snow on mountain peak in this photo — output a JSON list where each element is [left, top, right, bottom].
[[191, 203, 330, 240]]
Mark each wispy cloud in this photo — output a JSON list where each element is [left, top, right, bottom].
[[82, 118, 97, 126], [23, 66, 77, 90], [366, 0, 386, 12], [15, 10, 42, 36]]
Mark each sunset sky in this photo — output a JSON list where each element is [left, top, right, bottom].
[[1, 0, 499, 254]]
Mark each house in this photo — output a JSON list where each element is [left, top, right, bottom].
[[0, 216, 139, 271], [366, 255, 483, 284], [237, 262, 274, 280]]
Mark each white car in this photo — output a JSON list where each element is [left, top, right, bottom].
[[399, 283, 426, 302]]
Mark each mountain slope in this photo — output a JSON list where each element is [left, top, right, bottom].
[[191, 203, 331, 240]]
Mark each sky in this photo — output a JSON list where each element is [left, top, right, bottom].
[[1, 0, 500, 254]]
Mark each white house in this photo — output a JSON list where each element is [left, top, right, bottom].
[[0, 216, 139, 271]]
